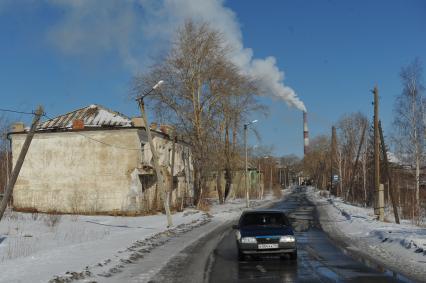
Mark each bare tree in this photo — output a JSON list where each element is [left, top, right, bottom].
[[336, 112, 369, 201], [392, 58, 425, 220], [133, 21, 263, 206], [303, 135, 331, 190]]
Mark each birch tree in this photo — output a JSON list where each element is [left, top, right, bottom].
[[392, 58, 425, 220]]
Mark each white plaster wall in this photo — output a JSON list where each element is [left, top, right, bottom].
[[11, 128, 193, 214], [12, 129, 142, 213]]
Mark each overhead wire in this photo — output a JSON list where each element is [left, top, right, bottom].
[[0, 108, 35, 116]]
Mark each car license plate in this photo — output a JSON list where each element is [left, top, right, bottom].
[[258, 244, 279, 249]]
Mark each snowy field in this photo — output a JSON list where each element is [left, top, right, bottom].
[[307, 187, 426, 282], [0, 194, 278, 283]]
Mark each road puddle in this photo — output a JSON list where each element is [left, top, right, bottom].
[[238, 257, 298, 281], [287, 205, 316, 232]]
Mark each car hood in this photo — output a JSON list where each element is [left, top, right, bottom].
[[240, 226, 294, 237]]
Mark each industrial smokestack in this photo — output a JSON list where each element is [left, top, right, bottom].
[[303, 111, 309, 155]]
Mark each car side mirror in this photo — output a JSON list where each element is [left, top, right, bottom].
[[232, 224, 239, 229]]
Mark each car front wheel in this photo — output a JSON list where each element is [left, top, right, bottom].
[[238, 249, 245, 261]]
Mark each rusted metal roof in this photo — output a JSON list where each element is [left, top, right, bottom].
[[38, 104, 132, 130]]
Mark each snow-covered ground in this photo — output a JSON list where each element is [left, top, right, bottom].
[[307, 187, 426, 282], [0, 194, 279, 283]]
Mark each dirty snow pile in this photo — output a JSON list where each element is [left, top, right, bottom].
[[0, 195, 276, 283], [307, 187, 426, 281]]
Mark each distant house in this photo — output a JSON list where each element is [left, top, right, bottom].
[[9, 104, 193, 214], [205, 161, 264, 200]]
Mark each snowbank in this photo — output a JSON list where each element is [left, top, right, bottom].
[[307, 187, 426, 282], [0, 194, 278, 283]]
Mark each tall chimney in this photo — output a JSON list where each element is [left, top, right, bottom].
[[303, 111, 309, 155]]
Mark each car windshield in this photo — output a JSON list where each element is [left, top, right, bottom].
[[241, 213, 289, 227]]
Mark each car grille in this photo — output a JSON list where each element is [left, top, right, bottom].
[[256, 237, 279, 244]]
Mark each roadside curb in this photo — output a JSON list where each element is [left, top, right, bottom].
[[310, 191, 422, 283]]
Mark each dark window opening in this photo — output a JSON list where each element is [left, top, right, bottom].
[[173, 176, 178, 190], [139, 174, 157, 192]]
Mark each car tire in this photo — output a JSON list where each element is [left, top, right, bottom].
[[290, 251, 297, 260], [238, 249, 245, 261]]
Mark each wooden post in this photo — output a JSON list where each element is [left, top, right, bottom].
[[244, 124, 249, 207], [137, 98, 173, 227], [379, 121, 400, 224], [0, 106, 43, 221], [373, 86, 384, 221], [330, 126, 337, 193]]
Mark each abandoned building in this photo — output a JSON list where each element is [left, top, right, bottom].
[[9, 104, 193, 214], [205, 164, 264, 200]]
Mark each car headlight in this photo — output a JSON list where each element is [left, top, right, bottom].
[[241, 237, 257, 244], [279, 235, 296, 243], [236, 231, 241, 241]]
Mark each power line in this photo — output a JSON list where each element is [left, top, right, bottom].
[[0, 108, 36, 116]]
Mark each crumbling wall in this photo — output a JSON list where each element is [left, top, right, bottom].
[[12, 129, 141, 214], [11, 128, 193, 215]]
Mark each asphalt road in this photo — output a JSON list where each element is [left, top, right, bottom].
[[150, 189, 414, 283]]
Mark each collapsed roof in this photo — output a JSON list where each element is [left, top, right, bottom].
[[38, 104, 132, 130]]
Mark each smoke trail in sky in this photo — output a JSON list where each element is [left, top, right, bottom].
[[46, 0, 306, 111]]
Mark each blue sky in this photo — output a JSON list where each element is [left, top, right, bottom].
[[0, 0, 425, 157]]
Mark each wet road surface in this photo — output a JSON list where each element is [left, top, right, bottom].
[[151, 189, 414, 283]]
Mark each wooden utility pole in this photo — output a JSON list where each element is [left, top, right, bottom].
[[379, 121, 400, 224], [137, 98, 173, 227], [0, 106, 43, 221], [330, 126, 337, 194], [244, 124, 249, 207], [373, 86, 384, 221]]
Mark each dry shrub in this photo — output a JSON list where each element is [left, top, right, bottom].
[[3, 237, 33, 261], [197, 198, 210, 212], [43, 214, 62, 228], [31, 212, 39, 221], [69, 190, 84, 214]]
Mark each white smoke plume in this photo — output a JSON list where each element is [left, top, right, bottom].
[[46, 0, 306, 112]]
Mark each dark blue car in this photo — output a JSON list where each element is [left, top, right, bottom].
[[233, 210, 297, 261]]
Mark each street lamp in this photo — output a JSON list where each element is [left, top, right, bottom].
[[244, 119, 258, 208], [152, 80, 164, 90], [136, 80, 173, 227]]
